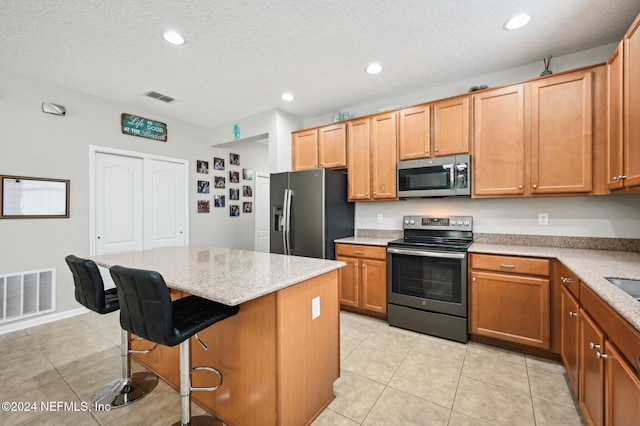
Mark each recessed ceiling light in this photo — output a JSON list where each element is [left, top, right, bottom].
[[163, 30, 185, 45], [504, 14, 531, 30], [281, 92, 294, 101], [366, 63, 382, 74]]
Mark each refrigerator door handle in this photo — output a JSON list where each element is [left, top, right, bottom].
[[281, 189, 289, 255], [284, 189, 293, 255]]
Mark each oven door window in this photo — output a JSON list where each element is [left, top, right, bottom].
[[398, 165, 452, 192], [390, 253, 463, 303]]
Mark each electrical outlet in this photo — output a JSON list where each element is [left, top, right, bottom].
[[312, 296, 320, 320], [538, 213, 549, 226], [376, 213, 383, 223]]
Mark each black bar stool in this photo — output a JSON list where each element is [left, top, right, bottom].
[[109, 265, 239, 426], [64, 255, 159, 408]]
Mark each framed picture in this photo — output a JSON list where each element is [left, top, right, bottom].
[[196, 160, 209, 174], [230, 153, 240, 166], [214, 176, 226, 189], [197, 200, 210, 213], [242, 168, 253, 180], [230, 205, 240, 216], [243, 202, 253, 213], [214, 195, 225, 207], [229, 188, 239, 200], [213, 157, 225, 170], [197, 180, 210, 193], [229, 171, 239, 183], [243, 185, 252, 197]]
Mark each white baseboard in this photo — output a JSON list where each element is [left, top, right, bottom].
[[0, 307, 90, 335]]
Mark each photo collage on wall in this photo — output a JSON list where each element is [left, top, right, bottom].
[[196, 154, 253, 216]]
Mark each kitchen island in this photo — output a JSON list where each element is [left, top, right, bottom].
[[90, 245, 345, 426]]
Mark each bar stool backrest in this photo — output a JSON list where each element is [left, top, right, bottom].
[[65, 255, 119, 314], [109, 265, 176, 347]]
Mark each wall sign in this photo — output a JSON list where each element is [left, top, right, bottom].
[[121, 114, 167, 142]]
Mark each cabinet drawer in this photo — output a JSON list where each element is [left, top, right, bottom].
[[336, 243, 387, 260], [556, 261, 580, 298], [470, 253, 550, 276]]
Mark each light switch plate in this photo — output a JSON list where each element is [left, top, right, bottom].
[[312, 296, 320, 320]]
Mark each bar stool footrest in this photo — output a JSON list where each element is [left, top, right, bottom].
[[191, 366, 223, 392]]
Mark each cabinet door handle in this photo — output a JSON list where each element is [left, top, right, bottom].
[[589, 342, 601, 350], [569, 311, 578, 317], [613, 176, 619, 181], [620, 175, 627, 179], [533, 184, 538, 189], [353, 262, 357, 267], [518, 184, 523, 189], [434, 148, 439, 152], [596, 352, 608, 360], [499, 264, 516, 268], [362, 264, 366, 268], [561, 277, 574, 283]]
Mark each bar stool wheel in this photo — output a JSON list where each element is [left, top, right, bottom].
[[91, 371, 159, 408]]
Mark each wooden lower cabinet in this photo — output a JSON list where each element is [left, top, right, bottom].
[[336, 243, 387, 317], [469, 254, 551, 350], [561, 285, 580, 397], [580, 308, 606, 426], [605, 341, 640, 426]]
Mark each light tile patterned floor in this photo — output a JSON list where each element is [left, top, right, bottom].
[[313, 312, 586, 426], [0, 310, 585, 425]]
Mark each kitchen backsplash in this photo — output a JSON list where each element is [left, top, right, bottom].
[[357, 229, 640, 252]]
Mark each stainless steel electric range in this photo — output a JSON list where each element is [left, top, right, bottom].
[[387, 215, 473, 343]]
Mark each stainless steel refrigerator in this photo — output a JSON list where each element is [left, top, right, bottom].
[[270, 169, 354, 259]]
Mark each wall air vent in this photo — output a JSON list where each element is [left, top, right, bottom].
[[143, 91, 176, 103], [0, 268, 56, 324]]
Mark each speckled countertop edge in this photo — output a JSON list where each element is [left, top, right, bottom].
[[91, 245, 346, 306], [470, 243, 640, 332], [334, 236, 398, 246]]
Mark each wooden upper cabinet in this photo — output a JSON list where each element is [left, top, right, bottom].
[[347, 118, 372, 200], [371, 112, 398, 199], [433, 96, 470, 156], [292, 129, 318, 171], [473, 85, 527, 197], [531, 70, 593, 194], [624, 14, 640, 189], [399, 105, 431, 160], [318, 123, 347, 169], [607, 42, 625, 190]]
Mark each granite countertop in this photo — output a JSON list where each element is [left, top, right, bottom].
[[334, 236, 398, 246], [90, 245, 345, 306], [470, 243, 640, 333]]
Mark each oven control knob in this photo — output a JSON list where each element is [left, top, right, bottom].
[[463, 220, 470, 226], [410, 220, 415, 225], [405, 219, 409, 225]]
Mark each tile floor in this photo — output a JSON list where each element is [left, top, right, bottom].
[[0, 310, 585, 425]]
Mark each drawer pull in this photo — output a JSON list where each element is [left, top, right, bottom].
[[596, 352, 608, 360], [589, 342, 601, 350], [354, 250, 365, 254], [561, 276, 574, 283], [569, 311, 578, 317], [499, 264, 516, 268]]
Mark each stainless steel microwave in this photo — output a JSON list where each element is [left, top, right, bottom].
[[397, 154, 471, 198]]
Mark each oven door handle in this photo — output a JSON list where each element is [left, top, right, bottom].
[[387, 248, 467, 259]]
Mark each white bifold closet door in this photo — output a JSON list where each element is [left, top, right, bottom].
[[95, 152, 186, 256]]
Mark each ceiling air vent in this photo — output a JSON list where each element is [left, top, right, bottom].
[[144, 91, 176, 103]]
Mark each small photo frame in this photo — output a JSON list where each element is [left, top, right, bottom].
[[229, 188, 239, 200], [243, 202, 253, 213], [213, 157, 225, 170], [196, 160, 209, 174], [230, 153, 240, 166], [230, 205, 240, 216], [229, 171, 239, 183], [243, 185, 252, 197], [242, 168, 253, 180], [214, 194, 225, 207], [197, 200, 210, 213], [214, 176, 226, 189], [197, 180, 210, 194]]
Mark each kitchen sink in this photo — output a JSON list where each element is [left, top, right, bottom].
[[605, 277, 640, 301]]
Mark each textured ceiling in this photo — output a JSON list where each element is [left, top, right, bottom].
[[1, 0, 639, 128]]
